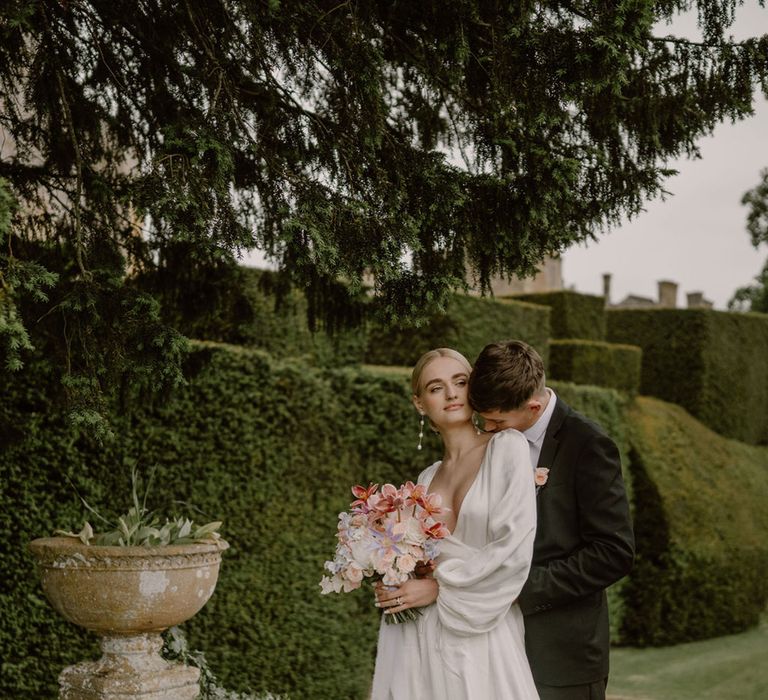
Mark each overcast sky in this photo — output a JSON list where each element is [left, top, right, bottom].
[[563, 4, 768, 309]]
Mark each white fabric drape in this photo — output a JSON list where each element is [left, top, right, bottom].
[[371, 429, 539, 700]]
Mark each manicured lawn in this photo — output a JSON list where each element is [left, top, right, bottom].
[[607, 615, 768, 700]]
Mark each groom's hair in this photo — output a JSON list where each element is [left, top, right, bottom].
[[469, 340, 546, 412]]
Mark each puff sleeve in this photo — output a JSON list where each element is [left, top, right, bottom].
[[434, 430, 537, 636]]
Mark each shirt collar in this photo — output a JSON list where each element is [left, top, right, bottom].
[[523, 388, 556, 444]]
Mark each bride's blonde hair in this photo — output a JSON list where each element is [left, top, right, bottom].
[[411, 348, 472, 396]]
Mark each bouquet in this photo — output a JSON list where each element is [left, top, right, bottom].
[[319, 481, 450, 624]]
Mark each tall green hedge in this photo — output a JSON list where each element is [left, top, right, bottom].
[[549, 339, 642, 394], [149, 268, 555, 371], [0, 345, 432, 699], [4, 344, 767, 698], [2, 345, 629, 699], [508, 290, 606, 340], [620, 396, 768, 646], [607, 308, 768, 444], [365, 294, 550, 366], [142, 264, 368, 367]]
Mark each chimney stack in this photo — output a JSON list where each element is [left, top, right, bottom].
[[602, 273, 612, 306], [658, 280, 678, 308], [687, 292, 713, 309]]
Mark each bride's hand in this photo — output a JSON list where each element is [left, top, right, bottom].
[[375, 577, 439, 615]]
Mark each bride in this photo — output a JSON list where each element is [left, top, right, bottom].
[[370, 348, 539, 699]]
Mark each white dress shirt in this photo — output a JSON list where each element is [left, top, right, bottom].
[[522, 388, 557, 469]]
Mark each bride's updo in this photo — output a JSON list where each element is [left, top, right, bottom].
[[411, 348, 472, 396]]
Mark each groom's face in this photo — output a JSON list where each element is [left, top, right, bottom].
[[477, 401, 542, 433]]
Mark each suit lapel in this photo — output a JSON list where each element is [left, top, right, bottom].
[[537, 395, 569, 470]]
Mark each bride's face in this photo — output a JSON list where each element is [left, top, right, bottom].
[[413, 356, 473, 428]]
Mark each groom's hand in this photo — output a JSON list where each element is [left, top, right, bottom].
[[413, 560, 436, 578]]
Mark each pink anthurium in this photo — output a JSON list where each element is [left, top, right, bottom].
[[423, 520, 450, 540], [350, 483, 379, 513], [418, 492, 445, 520], [403, 481, 427, 508]]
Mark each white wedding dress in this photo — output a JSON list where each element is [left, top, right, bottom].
[[370, 429, 539, 700]]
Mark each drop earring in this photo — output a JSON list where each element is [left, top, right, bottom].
[[472, 414, 482, 435], [417, 414, 425, 451]]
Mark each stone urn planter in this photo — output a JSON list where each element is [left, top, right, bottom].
[[29, 536, 229, 700]]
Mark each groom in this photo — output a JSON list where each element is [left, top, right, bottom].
[[468, 340, 634, 700]]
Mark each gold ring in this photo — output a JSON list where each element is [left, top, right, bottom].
[[396, 596, 403, 606]]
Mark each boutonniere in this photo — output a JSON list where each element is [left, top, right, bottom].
[[534, 467, 550, 493]]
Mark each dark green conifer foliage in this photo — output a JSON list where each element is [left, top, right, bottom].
[[1, 1, 767, 421]]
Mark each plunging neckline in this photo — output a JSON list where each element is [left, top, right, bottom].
[[424, 441, 491, 536]]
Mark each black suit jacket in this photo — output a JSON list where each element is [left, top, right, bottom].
[[518, 396, 634, 687]]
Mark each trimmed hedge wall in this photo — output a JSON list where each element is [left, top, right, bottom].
[[149, 267, 553, 371], [508, 290, 606, 340], [365, 294, 550, 366], [620, 396, 768, 646], [3, 344, 767, 697], [144, 264, 368, 366], [549, 339, 642, 394], [1, 346, 433, 699], [3, 345, 628, 699], [607, 308, 768, 444]]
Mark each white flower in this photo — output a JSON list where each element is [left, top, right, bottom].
[[345, 564, 364, 583], [401, 514, 426, 546], [349, 538, 375, 570], [397, 554, 416, 574], [342, 578, 361, 592], [319, 575, 342, 594], [382, 567, 406, 586]]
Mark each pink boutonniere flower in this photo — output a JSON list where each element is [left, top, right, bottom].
[[534, 467, 550, 492]]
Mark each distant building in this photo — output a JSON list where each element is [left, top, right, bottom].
[[603, 275, 713, 310], [468, 255, 563, 296]]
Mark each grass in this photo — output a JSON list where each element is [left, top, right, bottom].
[[607, 614, 768, 700]]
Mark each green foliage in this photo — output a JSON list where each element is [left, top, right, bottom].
[[620, 397, 768, 646], [150, 266, 556, 371], [508, 290, 607, 340], [729, 168, 768, 313], [728, 259, 768, 314], [0, 344, 434, 699], [4, 344, 768, 696], [2, 0, 768, 422], [56, 465, 224, 547], [143, 266, 368, 367], [549, 339, 642, 394], [549, 381, 631, 462], [162, 626, 286, 700], [607, 308, 768, 444], [742, 167, 768, 248], [1, 235, 189, 439], [0, 293, 34, 372], [0, 178, 56, 371], [365, 294, 550, 366], [2, 344, 629, 699]]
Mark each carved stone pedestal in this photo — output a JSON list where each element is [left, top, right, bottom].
[[59, 633, 199, 699]]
